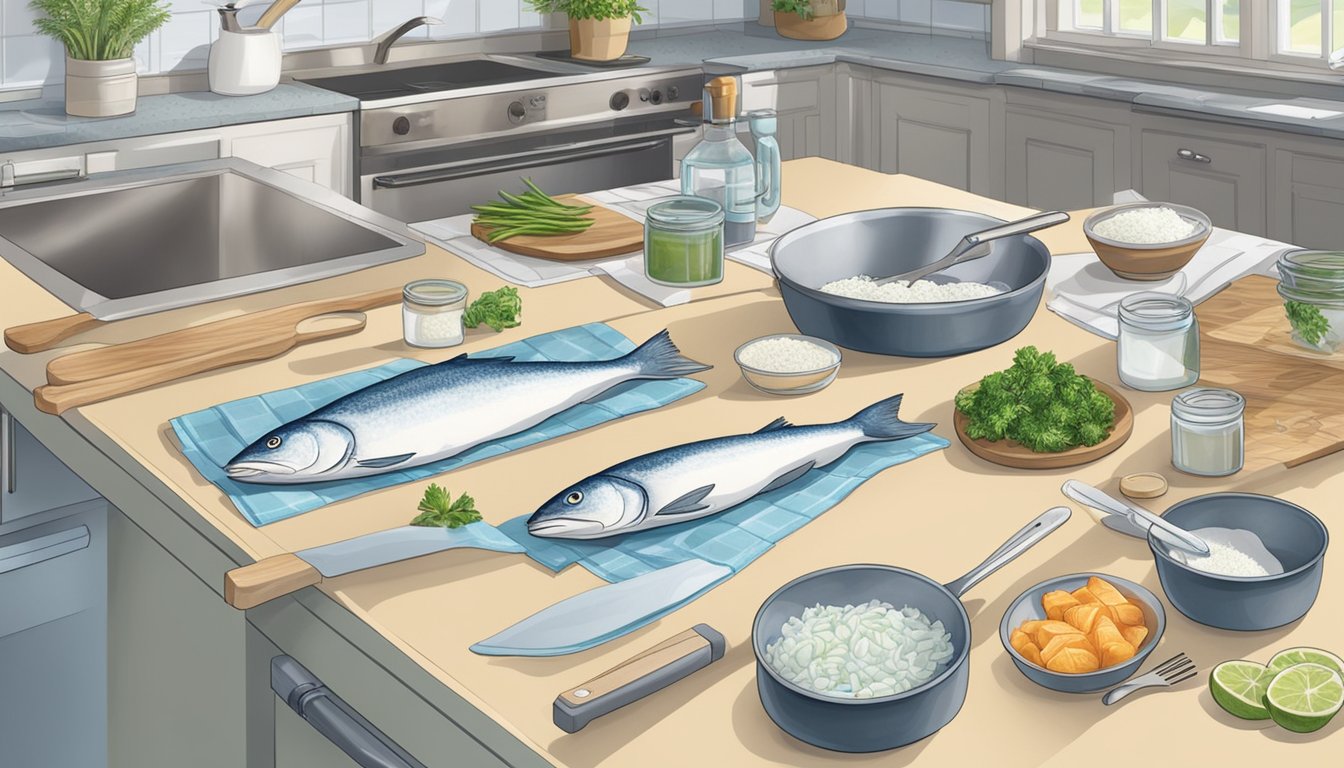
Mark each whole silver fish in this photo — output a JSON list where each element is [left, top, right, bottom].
[[527, 394, 934, 539], [224, 330, 708, 484]]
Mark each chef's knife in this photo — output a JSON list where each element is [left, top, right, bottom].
[[224, 524, 524, 609], [471, 559, 734, 657], [553, 624, 725, 733]]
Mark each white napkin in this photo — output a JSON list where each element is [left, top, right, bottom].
[[1046, 229, 1291, 339]]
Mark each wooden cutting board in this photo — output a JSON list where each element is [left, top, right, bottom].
[[1197, 275, 1344, 470], [470, 195, 644, 262]]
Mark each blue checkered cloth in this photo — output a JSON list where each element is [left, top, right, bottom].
[[497, 432, 949, 583], [170, 323, 705, 527]]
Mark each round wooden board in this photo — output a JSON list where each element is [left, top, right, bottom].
[[953, 379, 1135, 470]]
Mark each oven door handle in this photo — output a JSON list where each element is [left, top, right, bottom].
[[372, 138, 669, 190]]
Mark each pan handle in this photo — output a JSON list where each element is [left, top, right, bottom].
[[943, 506, 1071, 598]]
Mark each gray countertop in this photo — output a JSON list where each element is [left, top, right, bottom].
[[630, 26, 1344, 141], [0, 83, 358, 153]]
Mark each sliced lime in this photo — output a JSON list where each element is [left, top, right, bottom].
[[1267, 647, 1344, 677], [1265, 663, 1344, 733], [1209, 660, 1273, 720]]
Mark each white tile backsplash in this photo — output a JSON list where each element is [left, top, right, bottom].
[[1, 0, 985, 89]]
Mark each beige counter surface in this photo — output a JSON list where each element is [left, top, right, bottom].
[[2, 158, 1338, 765]]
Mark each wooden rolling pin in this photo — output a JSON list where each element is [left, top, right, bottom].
[[34, 313, 368, 415], [44, 287, 402, 385]]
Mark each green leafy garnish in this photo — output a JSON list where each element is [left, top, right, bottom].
[[464, 286, 523, 332], [1285, 301, 1330, 347], [771, 0, 817, 19], [954, 346, 1116, 453], [410, 484, 482, 528]]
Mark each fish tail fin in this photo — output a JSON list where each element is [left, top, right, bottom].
[[846, 394, 936, 441], [626, 329, 712, 379]]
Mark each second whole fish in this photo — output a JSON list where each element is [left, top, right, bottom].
[[527, 394, 935, 539], [224, 330, 708, 484]]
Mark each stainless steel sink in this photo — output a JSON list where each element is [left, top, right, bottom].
[[0, 159, 423, 320]]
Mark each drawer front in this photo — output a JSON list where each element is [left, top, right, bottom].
[[0, 500, 105, 639]]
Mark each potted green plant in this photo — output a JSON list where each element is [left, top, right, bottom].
[[526, 0, 646, 62], [772, 0, 848, 41], [31, 0, 171, 117]]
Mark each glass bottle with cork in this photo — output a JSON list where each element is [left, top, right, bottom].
[[680, 76, 760, 247]]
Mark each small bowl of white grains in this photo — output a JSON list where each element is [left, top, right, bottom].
[[734, 333, 842, 395], [1083, 203, 1212, 281]]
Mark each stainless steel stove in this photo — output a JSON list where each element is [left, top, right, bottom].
[[296, 55, 705, 224]]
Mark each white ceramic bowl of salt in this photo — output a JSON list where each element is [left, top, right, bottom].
[[734, 334, 842, 395]]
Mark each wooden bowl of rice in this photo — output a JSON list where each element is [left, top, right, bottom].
[[1084, 203, 1211, 281]]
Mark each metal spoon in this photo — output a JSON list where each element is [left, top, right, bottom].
[[875, 210, 1071, 286], [1061, 480, 1210, 556]]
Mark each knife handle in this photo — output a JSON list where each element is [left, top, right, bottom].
[[225, 553, 323, 610], [553, 624, 725, 734]]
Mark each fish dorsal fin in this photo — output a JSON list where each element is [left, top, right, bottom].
[[355, 452, 416, 469], [759, 461, 816, 494], [755, 417, 794, 434], [435, 354, 516, 366], [656, 484, 715, 516]]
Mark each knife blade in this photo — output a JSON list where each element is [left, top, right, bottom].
[[224, 524, 524, 610], [471, 559, 734, 657]]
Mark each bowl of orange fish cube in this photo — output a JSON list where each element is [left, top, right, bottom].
[[999, 573, 1166, 693]]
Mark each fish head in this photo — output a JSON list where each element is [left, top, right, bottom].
[[224, 420, 355, 482], [526, 476, 647, 539]]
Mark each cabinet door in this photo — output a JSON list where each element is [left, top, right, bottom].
[[1271, 146, 1344, 249], [225, 114, 354, 196], [1004, 94, 1131, 210], [1138, 127, 1267, 235], [738, 67, 837, 161], [870, 76, 996, 195], [0, 408, 99, 527]]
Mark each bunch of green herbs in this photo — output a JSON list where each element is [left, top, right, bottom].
[[410, 484, 482, 528], [524, 0, 646, 24], [954, 346, 1115, 453], [472, 178, 595, 243], [772, 0, 816, 19], [1285, 300, 1330, 347], [31, 0, 170, 61], [464, 287, 523, 332]]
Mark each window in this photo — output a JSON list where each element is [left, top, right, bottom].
[[1044, 0, 1343, 66]]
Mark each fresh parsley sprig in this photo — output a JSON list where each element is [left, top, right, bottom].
[[464, 287, 523, 332], [1285, 301, 1330, 347], [410, 484, 482, 528]]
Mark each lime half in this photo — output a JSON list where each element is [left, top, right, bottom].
[[1210, 660, 1273, 720], [1267, 647, 1344, 677], [1265, 663, 1344, 733]]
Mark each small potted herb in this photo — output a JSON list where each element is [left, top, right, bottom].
[[772, 0, 848, 41], [526, 0, 646, 62], [31, 0, 171, 117]]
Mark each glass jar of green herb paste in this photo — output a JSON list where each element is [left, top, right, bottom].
[[644, 196, 725, 287]]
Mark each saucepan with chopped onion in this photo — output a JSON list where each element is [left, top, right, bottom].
[[770, 208, 1059, 357], [751, 506, 1070, 753]]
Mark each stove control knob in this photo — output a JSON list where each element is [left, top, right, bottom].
[[392, 116, 411, 136], [649, 89, 664, 105], [610, 91, 630, 111], [507, 101, 527, 125], [667, 85, 680, 101]]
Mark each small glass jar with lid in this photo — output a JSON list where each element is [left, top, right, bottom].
[[1171, 388, 1245, 477], [1276, 249, 1344, 353], [644, 196, 725, 288], [1117, 292, 1200, 391], [402, 279, 468, 349]]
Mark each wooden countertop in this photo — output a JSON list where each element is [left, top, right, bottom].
[[1, 158, 1337, 765]]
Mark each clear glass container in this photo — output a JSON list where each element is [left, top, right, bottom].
[[402, 279, 467, 348], [1276, 249, 1344, 353], [1171, 388, 1245, 477], [748, 109, 781, 224], [1117, 292, 1200, 391], [644, 196, 725, 287]]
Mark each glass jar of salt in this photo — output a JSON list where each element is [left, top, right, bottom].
[[402, 279, 467, 349], [1117, 292, 1200, 391], [1171, 388, 1245, 477]]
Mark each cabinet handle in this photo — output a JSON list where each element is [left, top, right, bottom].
[[1177, 148, 1212, 164], [1, 408, 14, 495]]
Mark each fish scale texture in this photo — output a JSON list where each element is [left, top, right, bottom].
[[171, 323, 704, 526]]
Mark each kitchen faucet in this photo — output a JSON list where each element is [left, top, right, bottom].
[[373, 17, 442, 65]]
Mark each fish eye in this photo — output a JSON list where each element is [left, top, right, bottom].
[[266, 436, 283, 449], [565, 491, 583, 505]]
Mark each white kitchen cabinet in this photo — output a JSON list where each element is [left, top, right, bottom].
[[1270, 138, 1344, 249], [738, 66, 838, 161], [1004, 90, 1132, 211], [1135, 116, 1268, 235]]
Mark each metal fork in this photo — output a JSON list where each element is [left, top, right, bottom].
[[1102, 653, 1197, 705]]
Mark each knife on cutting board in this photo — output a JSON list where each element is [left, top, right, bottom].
[[224, 524, 525, 609], [553, 624, 725, 733], [470, 558, 734, 657]]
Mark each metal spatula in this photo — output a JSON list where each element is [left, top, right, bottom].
[[875, 210, 1070, 286]]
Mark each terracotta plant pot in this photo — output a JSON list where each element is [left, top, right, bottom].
[[568, 16, 633, 62], [65, 57, 137, 117], [773, 10, 848, 41]]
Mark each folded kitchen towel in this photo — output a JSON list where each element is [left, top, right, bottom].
[[495, 432, 949, 583], [170, 323, 706, 527]]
